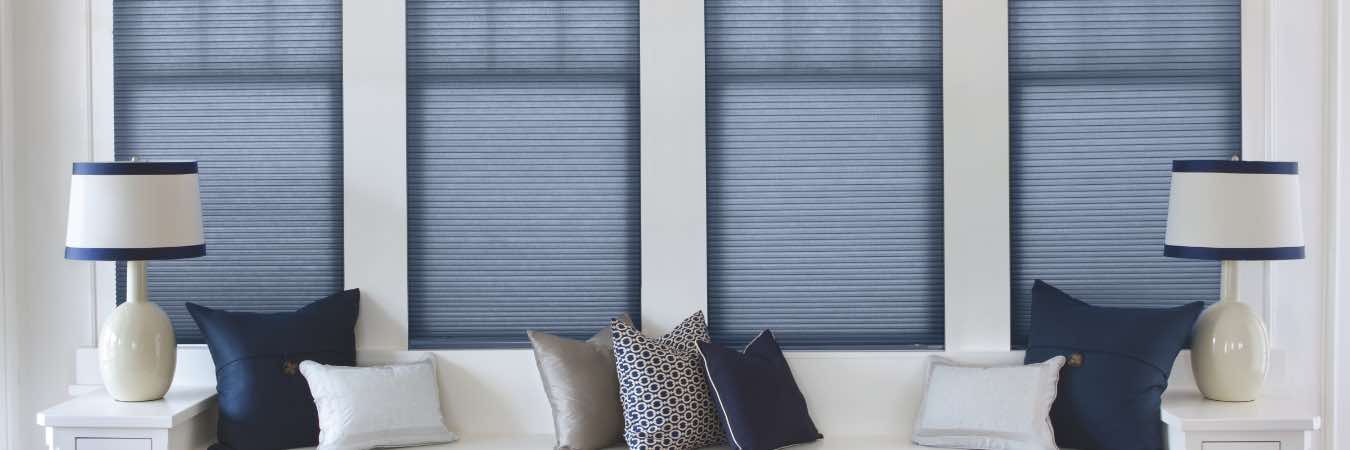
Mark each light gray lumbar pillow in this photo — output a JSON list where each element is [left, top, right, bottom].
[[527, 314, 633, 450], [299, 358, 458, 450], [912, 355, 1067, 450]]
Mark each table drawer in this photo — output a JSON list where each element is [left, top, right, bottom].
[[75, 438, 152, 450], [1202, 442, 1280, 450]]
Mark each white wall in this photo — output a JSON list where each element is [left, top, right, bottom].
[[1265, 1, 1336, 448], [6, 0, 98, 448], [0, 1, 1343, 449]]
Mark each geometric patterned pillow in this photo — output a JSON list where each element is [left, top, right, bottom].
[[612, 311, 726, 450]]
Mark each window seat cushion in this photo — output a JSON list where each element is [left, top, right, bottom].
[[288, 435, 972, 450]]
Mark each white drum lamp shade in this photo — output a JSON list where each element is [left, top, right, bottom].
[[1165, 160, 1304, 260], [65, 161, 205, 402], [66, 161, 205, 259], [1164, 159, 1304, 402]]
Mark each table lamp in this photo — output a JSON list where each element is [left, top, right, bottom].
[[65, 161, 205, 402], [1164, 159, 1304, 402]]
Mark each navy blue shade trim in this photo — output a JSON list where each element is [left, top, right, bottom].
[[1173, 160, 1298, 175], [1164, 244, 1305, 261], [73, 161, 197, 176], [66, 244, 205, 261]]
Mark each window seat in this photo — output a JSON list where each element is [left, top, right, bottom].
[[61, 347, 1227, 450], [289, 435, 953, 450], [45, 345, 1322, 450]]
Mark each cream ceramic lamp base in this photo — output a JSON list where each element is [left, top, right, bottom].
[[99, 260, 176, 402], [1190, 261, 1268, 402]]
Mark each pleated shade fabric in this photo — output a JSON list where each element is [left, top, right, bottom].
[[705, 0, 945, 349], [1009, 0, 1238, 344], [406, 0, 642, 348], [113, 0, 344, 343]]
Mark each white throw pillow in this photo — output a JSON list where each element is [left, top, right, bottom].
[[299, 358, 458, 450], [912, 355, 1066, 450]]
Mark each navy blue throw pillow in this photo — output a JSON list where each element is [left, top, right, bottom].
[[187, 289, 360, 450], [1024, 280, 1202, 450], [697, 330, 822, 450]]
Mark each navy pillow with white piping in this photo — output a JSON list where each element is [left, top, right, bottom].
[[697, 330, 822, 450]]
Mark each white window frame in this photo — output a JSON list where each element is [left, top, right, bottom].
[[343, 0, 408, 351], [87, 0, 1272, 354], [944, 0, 1012, 351]]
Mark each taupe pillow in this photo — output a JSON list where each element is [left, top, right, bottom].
[[527, 314, 632, 450]]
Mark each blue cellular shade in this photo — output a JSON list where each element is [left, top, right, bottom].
[[113, 0, 344, 343], [1009, 0, 1238, 344], [705, 0, 945, 349], [406, 0, 641, 348]]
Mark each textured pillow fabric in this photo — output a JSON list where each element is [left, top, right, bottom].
[[912, 355, 1066, 450], [187, 289, 360, 450], [697, 330, 821, 450], [612, 311, 726, 450], [1024, 280, 1203, 450], [299, 358, 457, 450], [527, 313, 634, 450]]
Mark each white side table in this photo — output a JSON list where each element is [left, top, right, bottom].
[[36, 386, 217, 450], [1162, 390, 1322, 450]]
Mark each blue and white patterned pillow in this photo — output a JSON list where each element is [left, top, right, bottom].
[[612, 311, 726, 450]]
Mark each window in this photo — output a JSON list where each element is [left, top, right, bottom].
[[705, 0, 945, 349], [99, 0, 1252, 351], [406, 0, 641, 348], [1009, 0, 1239, 343], [113, 0, 345, 343]]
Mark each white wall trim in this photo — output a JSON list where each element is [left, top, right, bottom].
[[1325, 0, 1347, 446], [942, 0, 1011, 352], [638, 0, 707, 334], [1240, 0, 1276, 333], [0, 0, 15, 446], [1324, 0, 1340, 439], [343, 0, 409, 351]]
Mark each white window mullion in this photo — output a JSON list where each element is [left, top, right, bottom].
[[638, 0, 707, 335], [943, 0, 1012, 352], [343, 0, 408, 351]]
